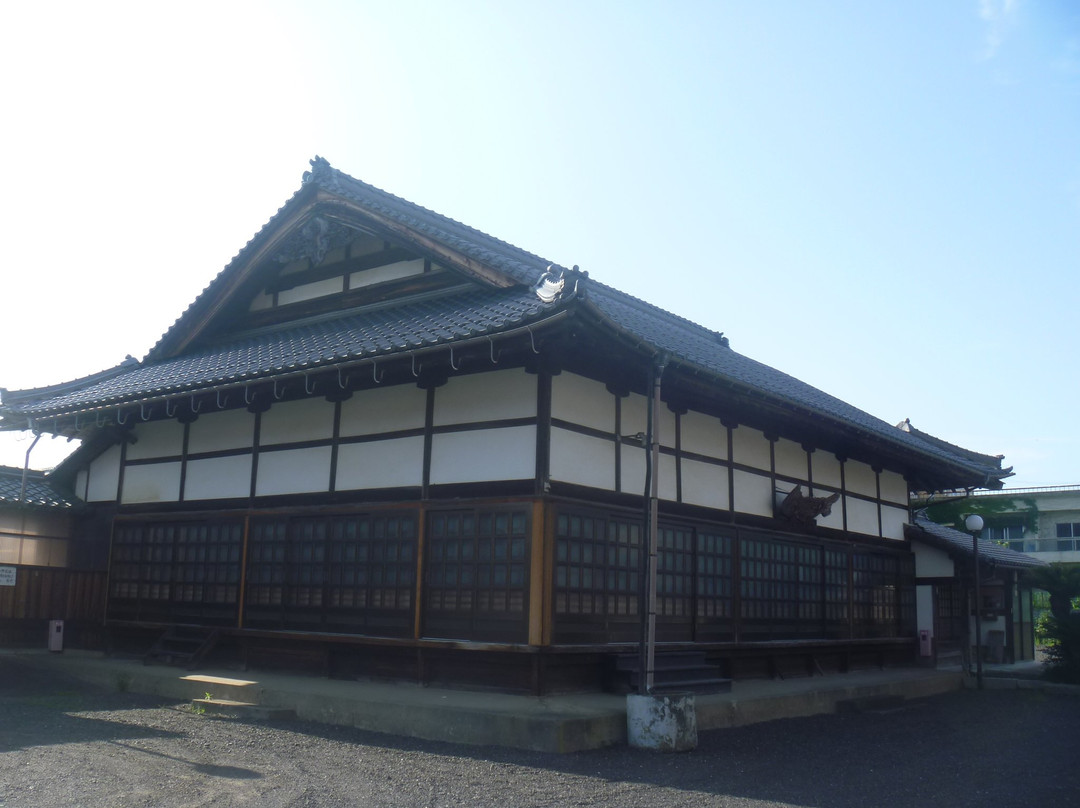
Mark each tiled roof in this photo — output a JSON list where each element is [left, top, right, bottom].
[[1, 285, 559, 417], [0, 465, 76, 509], [585, 282, 1010, 484], [314, 159, 557, 287], [143, 158, 558, 363], [0, 158, 1011, 490], [906, 514, 1046, 569]]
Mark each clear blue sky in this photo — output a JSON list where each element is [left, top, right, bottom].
[[0, 1, 1077, 487]]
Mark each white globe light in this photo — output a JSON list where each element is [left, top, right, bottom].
[[965, 514, 984, 533]]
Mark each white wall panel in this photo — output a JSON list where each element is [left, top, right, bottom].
[[340, 383, 426, 437], [75, 469, 88, 502], [127, 420, 184, 460], [549, 427, 616, 490], [913, 542, 954, 577], [881, 504, 909, 541], [732, 427, 771, 472], [845, 460, 878, 498], [773, 438, 808, 481], [430, 426, 536, 484], [621, 444, 677, 501], [879, 470, 909, 505], [277, 276, 344, 306], [916, 585, 934, 634], [812, 486, 845, 531], [550, 373, 614, 433], [680, 410, 727, 460], [681, 459, 729, 510], [336, 437, 424, 490], [733, 469, 773, 517], [86, 445, 121, 502], [260, 398, 335, 446], [121, 462, 181, 504], [434, 369, 536, 426], [845, 496, 879, 536], [255, 447, 332, 496], [184, 455, 252, 501], [812, 451, 843, 488], [349, 258, 426, 289], [621, 393, 676, 448], [188, 409, 255, 454]]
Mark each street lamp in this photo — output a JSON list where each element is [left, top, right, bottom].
[[964, 513, 985, 689]]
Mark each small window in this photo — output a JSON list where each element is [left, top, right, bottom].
[[1055, 522, 1080, 539]]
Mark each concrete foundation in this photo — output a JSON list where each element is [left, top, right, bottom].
[[626, 692, 697, 752]]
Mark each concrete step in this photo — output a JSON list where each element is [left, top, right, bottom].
[[192, 697, 296, 721]]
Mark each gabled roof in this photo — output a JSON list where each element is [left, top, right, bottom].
[[905, 514, 1046, 569], [0, 465, 76, 509], [0, 158, 1013, 492]]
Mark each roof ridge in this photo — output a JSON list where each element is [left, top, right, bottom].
[[312, 158, 563, 275]]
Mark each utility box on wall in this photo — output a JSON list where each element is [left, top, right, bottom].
[[919, 629, 932, 657], [48, 620, 64, 652]]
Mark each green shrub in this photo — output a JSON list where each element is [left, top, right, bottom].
[[1041, 614, 1080, 684]]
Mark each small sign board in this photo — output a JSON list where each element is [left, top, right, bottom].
[[0, 566, 16, 587]]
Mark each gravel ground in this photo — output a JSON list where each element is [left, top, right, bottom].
[[1, 657, 1078, 808]]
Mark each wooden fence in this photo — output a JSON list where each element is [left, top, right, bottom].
[[0, 566, 107, 648]]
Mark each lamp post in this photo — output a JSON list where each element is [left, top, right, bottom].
[[965, 513, 985, 689]]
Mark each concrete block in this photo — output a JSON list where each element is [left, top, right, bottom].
[[626, 692, 697, 752]]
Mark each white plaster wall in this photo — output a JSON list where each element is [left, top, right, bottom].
[[121, 462, 182, 504], [260, 397, 335, 446], [773, 438, 807, 480], [680, 410, 726, 460], [86, 445, 122, 502], [549, 427, 616, 490], [277, 276, 344, 306], [75, 469, 88, 501], [881, 504, 910, 541], [912, 542, 954, 578], [185, 455, 253, 501], [336, 436, 424, 490], [188, 409, 255, 454], [429, 426, 536, 484], [812, 486, 845, 531], [812, 452, 843, 488], [879, 470, 909, 505], [916, 585, 934, 636], [733, 469, 773, 517], [550, 373, 615, 433], [349, 258, 426, 289], [433, 369, 537, 426], [845, 496, 879, 537], [621, 445, 677, 501], [681, 459, 730, 510], [732, 427, 771, 472], [340, 383, 427, 437], [255, 446, 333, 496], [621, 393, 676, 448], [127, 420, 184, 460], [845, 460, 877, 498]]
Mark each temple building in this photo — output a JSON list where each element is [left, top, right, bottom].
[[0, 158, 1032, 691]]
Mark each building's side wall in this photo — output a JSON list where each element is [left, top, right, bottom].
[[549, 371, 910, 541], [80, 368, 540, 506]]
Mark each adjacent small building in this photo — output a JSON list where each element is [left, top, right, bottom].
[[0, 158, 1039, 689]]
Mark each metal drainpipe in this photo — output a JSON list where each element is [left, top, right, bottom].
[[19, 431, 42, 505], [639, 354, 668, 696]]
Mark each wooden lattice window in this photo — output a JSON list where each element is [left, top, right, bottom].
[[695, 530, 733, 619], [327, 513, 416, 611], [554, 512, 612, 616], [173, 523, 241, 604], [424, 508, 530, 642], [657, 526, 694, 618], [245, 521, 287, 606]]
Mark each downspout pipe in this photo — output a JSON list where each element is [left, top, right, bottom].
[[19, 429, 42, 505], [639, 353, 668, 696]]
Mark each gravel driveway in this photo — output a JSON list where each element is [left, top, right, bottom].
[[1, 656, 1077, 808]]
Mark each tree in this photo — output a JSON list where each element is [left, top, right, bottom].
[[1026, 563, 1080, 683]]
